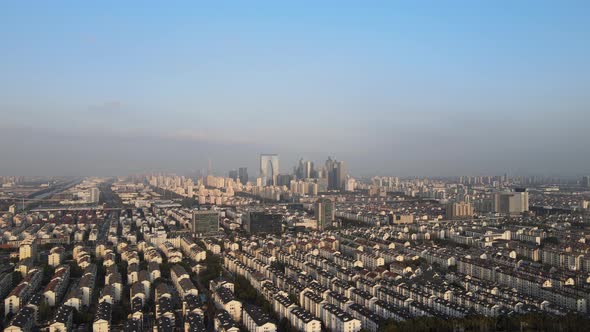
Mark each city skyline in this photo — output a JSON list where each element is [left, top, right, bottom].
[[3, 2, 590, 331], [0, 147, 589, 180], [2, 171, 590, 331], [1, 1, 589, 177]]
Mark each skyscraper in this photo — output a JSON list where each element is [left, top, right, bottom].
[[325, 157, 335, 189], [304, 161, 314, 179], [228, 170, 238, 182], [277, 174, 293, 186], [335, 161, 346, 190], [583, 176, 590, 188], [325, 157, 347, 191], [238, 167, 248, 185], [296, 158, 305, 179], [260, 154, 279, 186], [315, 198, 335, 231]]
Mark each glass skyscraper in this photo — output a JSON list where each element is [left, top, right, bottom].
[[260, 154, 279, 186]]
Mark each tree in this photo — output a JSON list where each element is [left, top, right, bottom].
[[541, 236, 559, 246], [39, 300, 52, 321], [278, 317, 298, 332], [74, 309, 94, 324], [198, 251, 222, 286], [288, 293, 299, 305], [12, 271, 22, 286], [270, 261, 287, 271]]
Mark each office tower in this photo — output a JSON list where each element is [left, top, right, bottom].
[[228, 170, 238, 182], [277, 174, 293, 187], [446, 202, 474, 219], [493, 189, 529, 215], [304, 161, 314, 179], [296, 158, 305, 179], [238, 167, 248, 185], [315, 198, 335, 231], [325, 157, 335, 189], [316, 166, 326, 179], [89, 187, 100, 204], [294, 159, 316, 179], [335, 161, 347, 190], [260, 154, 279, 186], [242, 211, 283, 234], [583, 176, 590, 188], [324, 157, 347, 191], [191, 210, 220, 235]]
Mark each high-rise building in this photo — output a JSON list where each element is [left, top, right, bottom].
[[316, 166, 326, 179], [238, 167, 248, 185], [315, 198, 335, 231], [260, 154, 279, 186], [325, 157, 347, 191], [296, 158, 305, 179], [583, 176, 590, 188], [325, 157, 335, 189], [303, 161, 314, 179], [242, 211, 283, 234], [228, 170, 238, 182], [493, 189, 529, 215], [277, 174, 293, 187], [89, 187, 100, 204], [334, 161, 347, 191], [446, 202, 474, 219], [191, 210, 220, 236]]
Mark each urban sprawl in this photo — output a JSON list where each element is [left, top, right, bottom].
[[1, 156, 590, 332]]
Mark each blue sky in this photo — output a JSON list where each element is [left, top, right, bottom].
[[1, 1, 589, 176]]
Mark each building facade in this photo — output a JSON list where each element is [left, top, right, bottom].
[[260, 154, 279, 186], [191, 210, 220, 236]]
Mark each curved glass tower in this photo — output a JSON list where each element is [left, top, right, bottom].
[[260, 154, 279, 186]]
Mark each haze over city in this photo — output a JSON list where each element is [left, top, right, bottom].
[[1, 1, 589, 177], [4, 2, 590, 332]]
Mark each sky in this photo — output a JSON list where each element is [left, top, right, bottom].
[[1, 1, 589, 177]]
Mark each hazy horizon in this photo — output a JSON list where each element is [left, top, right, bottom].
[[1, 1, 589, 177]]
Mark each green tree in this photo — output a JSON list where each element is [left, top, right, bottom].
[[38, 300, 52, 321]]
